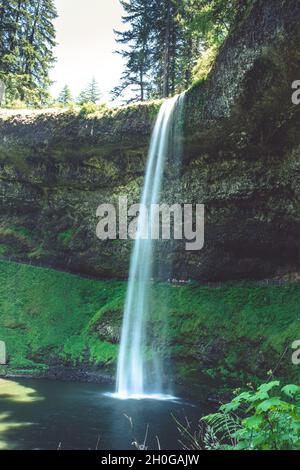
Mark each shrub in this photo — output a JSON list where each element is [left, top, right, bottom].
[[176, 381, 300, 450], [79, 102, 108, 116], [5, 99, 27, 109]]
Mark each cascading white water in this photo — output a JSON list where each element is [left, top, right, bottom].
[[115, 94, 184, 400]]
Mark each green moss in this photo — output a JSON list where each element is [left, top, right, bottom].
[[57, 229, 75, 245], [88, 336, 118, 364], [0, 260, 124, 370], [88, 291, 125, 330], [0, 260, 299, 390], [0, 226, 34, 246], [0, 245, 8, 255], [162, 282, 300, 386]]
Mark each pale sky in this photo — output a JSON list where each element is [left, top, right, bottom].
[[50, 0, 126, 104]]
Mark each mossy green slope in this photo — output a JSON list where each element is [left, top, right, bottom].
[[0, 260, 299, 391], [0, 261, 123, 369]]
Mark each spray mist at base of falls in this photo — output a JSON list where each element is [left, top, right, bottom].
[[115, 94, 185, 400], [104, 392, 178, 402]]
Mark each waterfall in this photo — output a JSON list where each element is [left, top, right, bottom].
[[115, 94, 185, 399]]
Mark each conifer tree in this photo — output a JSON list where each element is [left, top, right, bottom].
[[77, 78, 101, 104], [112, 0, 154, 102], [113, 0, 240, 101], [151, 0, 183, 97], [57, 85, 73, 105], [0, 0, 57, 105], [113, 0, 196, 100], [182, 0, 238, 48], [85, 77, 101, 103], [77, 89, 88, 106]]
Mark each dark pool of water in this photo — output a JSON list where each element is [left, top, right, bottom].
[[0, 378, 209, 450]]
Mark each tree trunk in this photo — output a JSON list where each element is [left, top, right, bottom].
[[9, 0, 23, 53], [140, 69, 144, 101], [162, 0, 171, 98]]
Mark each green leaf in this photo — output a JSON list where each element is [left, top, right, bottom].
[[281, 384, 300, 398], [258, 381, 280, 394], [220, 401, 241, 412], [256, 397, 289, 412], [243, 415, 263, 430], [248, 391, 270, 402]]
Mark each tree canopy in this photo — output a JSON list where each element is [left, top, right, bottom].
[[0, 0, 57, 106], [0, 0, 244, 106], [113, 0, 241, 102]]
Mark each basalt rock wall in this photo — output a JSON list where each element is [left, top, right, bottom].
[[0, 0, 299, 281]]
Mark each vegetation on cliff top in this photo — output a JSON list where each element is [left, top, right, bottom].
[[0, 0, 247, 107]]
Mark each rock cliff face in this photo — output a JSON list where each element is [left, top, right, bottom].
[[0, 0, 300, 281]]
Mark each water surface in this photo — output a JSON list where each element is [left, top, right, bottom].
[[0, 378, 207, 450]]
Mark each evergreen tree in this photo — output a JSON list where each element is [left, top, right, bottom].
[[151, 0, 185, 98], [182, 0, 238, 47], [113, 0, 241, 101], [57, 85, 73, 105], [112, 0, 154, 102], [113, 0, 197, 100], [77, 88, 88, 106], [77, 78, 101, 104], [0, 0, 57, 106], [85, 77, 101, 103]]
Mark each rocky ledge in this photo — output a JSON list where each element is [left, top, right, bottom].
[[0, 0, 299, 282]]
